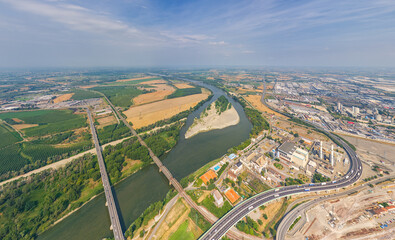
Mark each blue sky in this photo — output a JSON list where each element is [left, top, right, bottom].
[[1, 0, 395, 68]]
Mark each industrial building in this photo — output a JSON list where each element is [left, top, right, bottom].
[[277, 141, 309, 168]]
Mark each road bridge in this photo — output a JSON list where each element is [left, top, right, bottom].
[[87, 109, 124, 240]]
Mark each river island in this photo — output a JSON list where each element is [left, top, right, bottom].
[[185, 95, 240, 139]]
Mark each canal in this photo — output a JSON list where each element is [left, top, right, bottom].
[[39, 81, 251, 240]]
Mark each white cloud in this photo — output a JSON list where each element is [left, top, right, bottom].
[[209, 41, 226, 45], [0, 0, 139, 35]]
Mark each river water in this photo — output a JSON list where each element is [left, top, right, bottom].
[[39, 82, 251, 240]]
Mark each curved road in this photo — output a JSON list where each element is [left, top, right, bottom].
[[199, 82, 362, 240]]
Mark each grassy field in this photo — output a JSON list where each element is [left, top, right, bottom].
[[167, 87, 202, 99], [71, 89, 102, 100], [0, 122, 22, 148], [91, 86, 143, 108], [169, 220, 195, 240]]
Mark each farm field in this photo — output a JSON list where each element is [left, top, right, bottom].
[[0, 110, 93, 178], [91, 85, 143, 108], [96, 115, 117, 128], [173, 83, 194, 89], [0, 110, 87, 137], [71, 89, 102, 100], [167, 86, 202, 99], [123, 90, 210, 129], [0, 122, 22, 148], [133, 84, 175, 105], [116, 76, 158, 82]]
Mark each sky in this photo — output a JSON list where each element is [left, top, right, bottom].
[[1, 0, 395, 68]]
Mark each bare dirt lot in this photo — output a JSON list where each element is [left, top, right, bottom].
[[53, 93, 74, 103], [293, 187, 395, 240], [123, 92, 210, 129], [245, 94, 288, 118], [132, 84, 175, 105]]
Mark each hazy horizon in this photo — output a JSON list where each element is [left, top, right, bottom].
[[1, 0, 395, 68]]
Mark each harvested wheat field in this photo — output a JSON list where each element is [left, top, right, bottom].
[[97, 115, 117, 128], [53, 93, 74, 103], [12, 124, 39, 130], [133, 84, 175, 105], [80, 85, 97, 89], [123, 92, 210, 128], [116, 76, 153, 82], [174, 83, 194, 89], [245, 95, 288, 118], [139, 79, 167, 85], [12, 118, 23, 123]]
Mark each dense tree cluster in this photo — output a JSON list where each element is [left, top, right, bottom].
[[214, 95, 231, 114], [244, 108, 270, 137], [236, 216, 260, 236], [284, 177, 304, 186], [312, 173, 331, 183]]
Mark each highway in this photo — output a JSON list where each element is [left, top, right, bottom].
[[87, 109, 125, 240], [199, 81, 363, 240]]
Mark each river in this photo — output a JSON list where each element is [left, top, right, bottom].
[[39, 82, 251, 240]]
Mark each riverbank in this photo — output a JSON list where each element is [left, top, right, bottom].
[[185, 102, 240, 139]]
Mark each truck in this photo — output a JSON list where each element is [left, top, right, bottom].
[[274, 194, 280, 197], [305, 188, 310, 191], [321, 182, 327, 185], [275, 188, 280, 192], [248, 206, 254, 211]]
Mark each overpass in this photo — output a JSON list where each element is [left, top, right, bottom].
[[87, 109, 124, 240], [199, 80, 363, 240]]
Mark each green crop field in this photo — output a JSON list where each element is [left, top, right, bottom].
[[22, 141, 92, 164], [91, 86, 143, 108], [167, 87, 201, 99], [0, 110, 87, 137], [0, 123, 22, 148], [169, 220, 195, 240], [0, 144, 28, 175], [71, 89, 102, 100]]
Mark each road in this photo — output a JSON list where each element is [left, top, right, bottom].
[[199, 80, 363, 240], [87, 109, 125, 240]]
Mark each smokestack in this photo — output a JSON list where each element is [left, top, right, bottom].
[[331, 144, 334, 167], [320, 141, 323, 159]]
